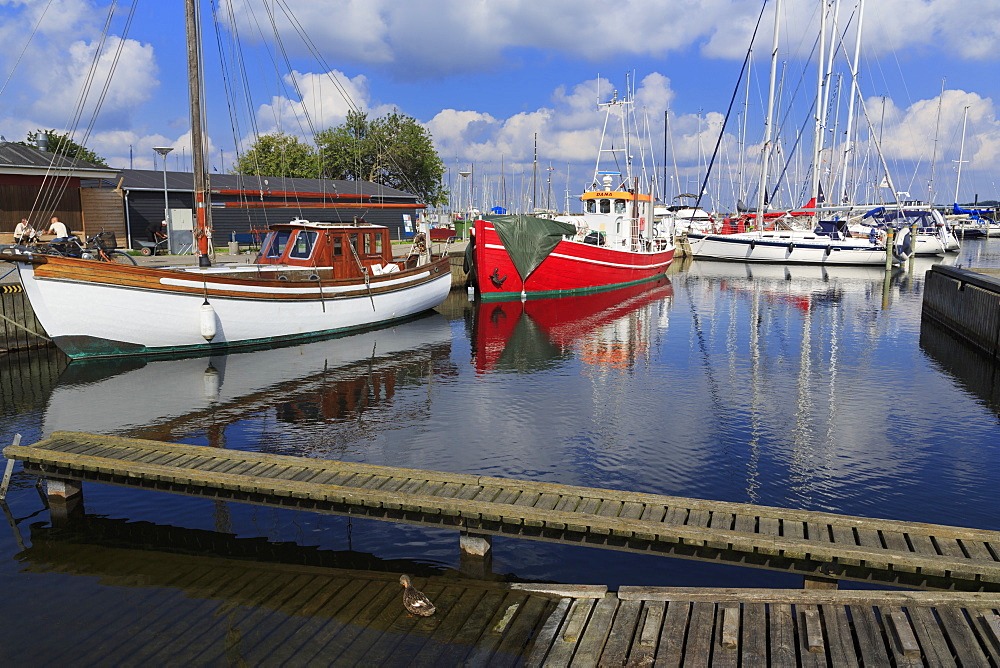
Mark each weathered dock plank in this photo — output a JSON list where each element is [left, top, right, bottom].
[[10, 430, 1000, 592]]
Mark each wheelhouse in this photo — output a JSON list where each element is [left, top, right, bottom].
[[256, 220, 394, 279]]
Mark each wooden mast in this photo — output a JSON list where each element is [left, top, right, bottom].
[[186, 0, 212, 267]]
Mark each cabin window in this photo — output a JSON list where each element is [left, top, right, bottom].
[[289, 230, 317, 259], [349, 233, 360, 257], [586, 199, 597, 214], [359, 232, 383, 256], [333, 236, 343, 256], [263, 230, 291, 259], [600, 199, 611, 214], [614, 199, 627, 214]]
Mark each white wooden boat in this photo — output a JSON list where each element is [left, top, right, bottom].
[[2, 219, 451, 358]]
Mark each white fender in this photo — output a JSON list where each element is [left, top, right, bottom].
[[200, 301, 217, 341]]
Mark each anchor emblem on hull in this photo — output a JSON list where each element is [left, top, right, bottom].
[[489, 267, 507, 288]]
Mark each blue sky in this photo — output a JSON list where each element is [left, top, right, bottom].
[[1, 0, 998, 212]]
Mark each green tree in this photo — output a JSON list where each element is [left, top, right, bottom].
[[230, 132, 318, 178], [316, 110, 448, 207], [20, 129, 107, 166]]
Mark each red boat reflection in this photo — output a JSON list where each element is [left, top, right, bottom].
[[471, 277, 674, 375]]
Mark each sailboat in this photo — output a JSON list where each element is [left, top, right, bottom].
[[687, 0, 912, 266], [468, 90, 675, 301], [0, 2, 452, 359]]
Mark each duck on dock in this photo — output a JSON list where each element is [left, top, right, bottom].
[[399, 574, 436, 616]]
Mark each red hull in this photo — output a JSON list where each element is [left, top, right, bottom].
[[473, 219, 674, 301]]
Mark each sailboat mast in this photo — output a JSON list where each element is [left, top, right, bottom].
[[838, 0, 865, 207], [954, 105, 969, 204], [186, 0, 212, 267], [810, 1, 830, 225], [755, 0, 781, 231], [928, 78, 944, 203]]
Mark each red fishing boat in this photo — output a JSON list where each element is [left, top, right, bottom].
[[466, 90, 675, 302]]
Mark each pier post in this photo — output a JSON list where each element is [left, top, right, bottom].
[[803, 575, 839, 590], [46, 477, 84, 525], [460, 530, 493, 579]]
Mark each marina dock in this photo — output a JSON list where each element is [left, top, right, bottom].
[[15, 521, 1000, 665], [7, 431, 1000, 593], [923, 264, 1000, 360]]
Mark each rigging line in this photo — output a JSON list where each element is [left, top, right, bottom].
[[31, 0, 121, 224], [0, 0, 55, 98], [692, 0, 768, 217], [272, 0, 362, 115]]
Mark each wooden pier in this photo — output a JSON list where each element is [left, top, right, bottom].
[[15, 526, 1000, 666], [7, 431, 1000, 593], [923, 264, 1000, 360]]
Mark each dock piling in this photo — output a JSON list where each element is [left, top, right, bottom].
[[460, 530, 494, 578], [0, 434, 18, 500]]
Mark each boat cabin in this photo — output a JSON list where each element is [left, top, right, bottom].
[[255, 219, 398, 279]]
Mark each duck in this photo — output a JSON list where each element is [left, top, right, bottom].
[[399, 574, 436, 617]]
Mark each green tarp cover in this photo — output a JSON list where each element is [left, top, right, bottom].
[[485, 214, 577, 282]]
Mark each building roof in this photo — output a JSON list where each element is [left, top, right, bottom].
[[117, 169, 418, 202], [0, 140, 120, 179]]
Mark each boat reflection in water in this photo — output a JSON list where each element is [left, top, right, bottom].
[[42, 313, 454, 452], [470, 277, 675, 375]]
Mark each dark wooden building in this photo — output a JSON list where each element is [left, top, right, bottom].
[[0, 140, 122, 238], [120, 170, 425, 249]]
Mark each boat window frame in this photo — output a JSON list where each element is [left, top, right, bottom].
[[262, 229, 292, 259], [600, 199, 611, 214], [614, 199, 627, 214], [586, 199, 597, 214], [288, 229, 318, 260]]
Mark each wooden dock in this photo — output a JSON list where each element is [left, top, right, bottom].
[[8, 430, 1000, 592], [923, 264, 1000, 360], [15, 524, 1000, 666]]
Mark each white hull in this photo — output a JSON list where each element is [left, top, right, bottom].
[[687, 230, 907, 265], [17, 261, 452, 358]]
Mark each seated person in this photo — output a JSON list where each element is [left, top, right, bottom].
[[13, 219, 36, 245], [47, 216, 70, 242]]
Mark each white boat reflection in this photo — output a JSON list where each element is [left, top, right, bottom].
[[43, 313, 453, 439]]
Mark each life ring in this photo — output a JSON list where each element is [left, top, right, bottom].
[[787, 242, 795, 252]]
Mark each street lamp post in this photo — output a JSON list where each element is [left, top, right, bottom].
[[153, 146, 173, 252]]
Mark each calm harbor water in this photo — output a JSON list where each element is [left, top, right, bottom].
[[2, 241, 1000, 662]]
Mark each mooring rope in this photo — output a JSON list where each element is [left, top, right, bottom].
[[0, 311, 51, 342]]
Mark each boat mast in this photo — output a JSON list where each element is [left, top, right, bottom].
[[927, 78, 944, 204], [954, 105, 970, 204], [186, 0, 212, 267], [755, 0, 781, 231], [810, 1, 830, 226], [838, 0, 865, 207]]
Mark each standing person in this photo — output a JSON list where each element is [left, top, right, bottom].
[[47, 216, 69, 241], [13, 219, 35, 245]]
